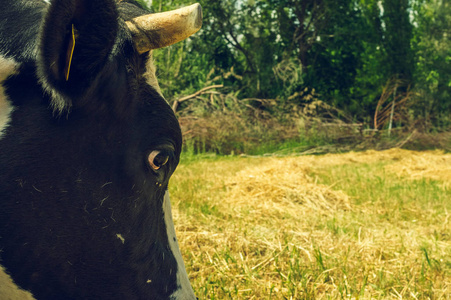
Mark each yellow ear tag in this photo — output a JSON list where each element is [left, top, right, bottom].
[[64, 24, 76, 81]]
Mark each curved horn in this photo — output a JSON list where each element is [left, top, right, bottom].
[[126, 3, 202, 54]]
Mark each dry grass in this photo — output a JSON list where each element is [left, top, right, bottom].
[[385, 149, 451, 187], [170, 149, 451, 299], [179, 114, 302, 155]]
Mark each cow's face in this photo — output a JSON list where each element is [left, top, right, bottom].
[[0, 0, 201, 299]]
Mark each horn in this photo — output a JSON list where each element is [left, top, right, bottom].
[[126, 3, 202, 54]]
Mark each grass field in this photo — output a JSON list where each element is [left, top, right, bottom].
[[169, 149, 451, 299]]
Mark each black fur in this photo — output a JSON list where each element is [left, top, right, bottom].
[[0, 0, 46, 62], [38, 0, 119, 100], [0, 0, 189, 299]]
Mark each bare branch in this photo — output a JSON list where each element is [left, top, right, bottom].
[[172, 85, 224, 112]]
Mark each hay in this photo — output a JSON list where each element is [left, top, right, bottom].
[[314, 148, 451, 187], [225, 158, 351, 213], [385, 149, 451, 187], [170, 149, 451, 299], [275, 148, 451, 188]]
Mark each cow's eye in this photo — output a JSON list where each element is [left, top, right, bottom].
[[148, 150, 170, 170]]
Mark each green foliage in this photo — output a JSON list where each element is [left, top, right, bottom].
[[304, 0, 374, 118], [412, 0, 451, 129], [382, 0, 414, 81], [151, 0, 451, 130]]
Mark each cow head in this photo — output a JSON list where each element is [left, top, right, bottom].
[[0, 0, 201, 299]]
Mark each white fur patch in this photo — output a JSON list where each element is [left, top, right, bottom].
[[163, 191, 196, 300], [145, 52, 163, 97], [0, 265, 36, 300], [0, 55, 17, 138]]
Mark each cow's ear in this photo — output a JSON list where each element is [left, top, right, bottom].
[[37, 0, 118, 112]]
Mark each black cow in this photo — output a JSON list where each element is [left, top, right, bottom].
[[0, 0, 201, 299]]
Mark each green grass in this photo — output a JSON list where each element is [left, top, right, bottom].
[[183, 135, 329, 156], [169, 150, 451, 299], [311, 162, 451, 299]]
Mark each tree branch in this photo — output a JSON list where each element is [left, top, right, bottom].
[[172, 85, 224, 112]]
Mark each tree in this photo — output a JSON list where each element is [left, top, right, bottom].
[[148, 0, 450, 130], [412, 0, 451, 128], [382, 0, 414, 81]]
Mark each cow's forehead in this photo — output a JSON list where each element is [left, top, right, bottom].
[[144, 52, 163, 97], [116, 2, 165, 99]]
